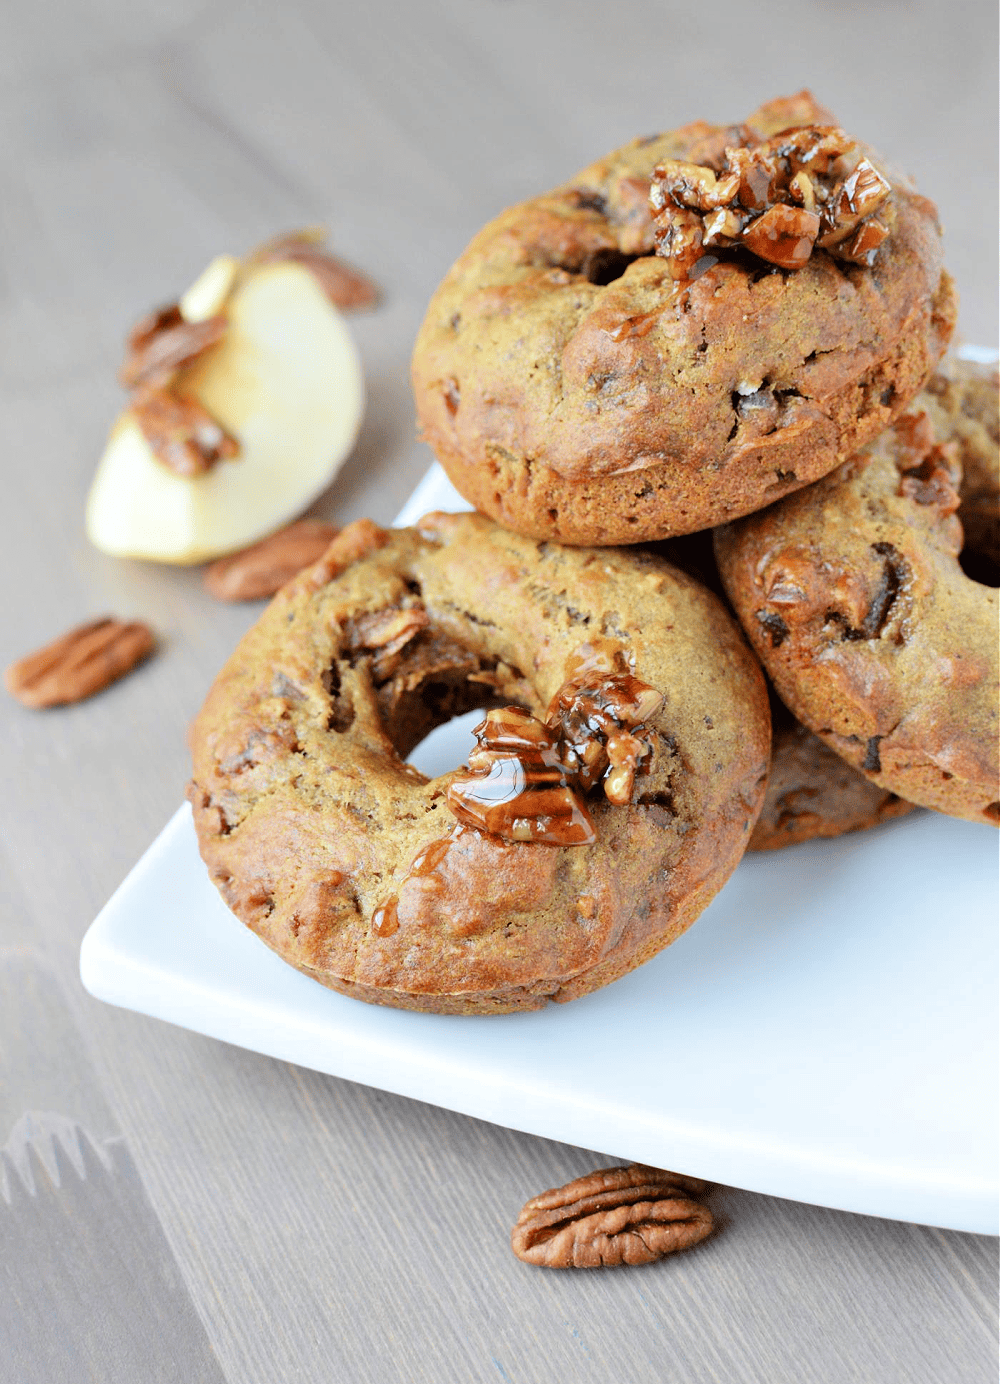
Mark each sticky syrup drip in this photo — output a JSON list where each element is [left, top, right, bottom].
[[371, 897, 399, 937]]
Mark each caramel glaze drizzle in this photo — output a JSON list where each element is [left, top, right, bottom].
[[446, 639, 664, 848]]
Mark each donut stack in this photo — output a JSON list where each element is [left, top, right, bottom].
[[410, 90, 997, 834], [188, 92, 998, 1014]]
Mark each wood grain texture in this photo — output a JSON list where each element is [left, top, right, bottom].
[[0, 1, 997, 1380]]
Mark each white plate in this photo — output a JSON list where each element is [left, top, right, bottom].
[[80, 463, 999, 1235]]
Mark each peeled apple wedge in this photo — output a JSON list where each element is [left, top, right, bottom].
[[86, 257, 364, 564]]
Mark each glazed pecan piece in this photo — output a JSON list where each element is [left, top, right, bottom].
[[132, 385, 239, 477], [203, 520, 340, 601], [547, 641, 663, 803], [511, 1164, 713, 1269], [448, 706, 597, 846], [6, 618, 155, 708], [120, 304, 228, 388], [447, 640, 663, 845], [651, 123, 894, 280]]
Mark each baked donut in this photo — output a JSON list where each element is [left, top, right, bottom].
[[188, 513, 770, 1014], [651, 529, 917, 849], [747, 696, 914, 851], [412, 91, 956, 546], [714, 390, 1000, 825], [923, 356, 1000, 584]]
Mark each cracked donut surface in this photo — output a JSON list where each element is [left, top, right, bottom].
[[187, 513, 770, 1014], [714, 379, 1000, 826], [412, 91, 956, 545]]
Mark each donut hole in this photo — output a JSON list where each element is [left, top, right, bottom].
[[333, 618, 527, 767], [381, 665, 507, 762], [958, 546, 1000, 588], [407, 707, 491, 780], [581, 247, 638, 286]]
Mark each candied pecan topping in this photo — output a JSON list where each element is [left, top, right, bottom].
[[120, 305, 228, 388], [650, 124, 894, 281], [448, 706, 597, 846], [511, 1164, 713, 1269], [446, 639, 664, 846], [6, 618, 155, 708], [548, 639, 665, 798], [132, 385, 239, 477]]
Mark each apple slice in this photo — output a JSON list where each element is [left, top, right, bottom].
[[178, 254, 239, 323], [86, 258, 364, 564]]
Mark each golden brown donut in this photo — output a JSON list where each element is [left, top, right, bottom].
[[188, 514, 770, 1013], [412, 92, 956, 546], [652, 530, 918, 849], [923, 356, 1000, 584], [714, 392, 999, 825], [747, 697, 915, 851]]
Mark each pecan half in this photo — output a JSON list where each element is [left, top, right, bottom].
[[6, 618, 156, 708], [511, 1164, 713, 1269], [203, 520, 340, 601], [132, 385, 240, 477], [120, 305, 228, 388], [651, 123, 894, 281], [254, 230, 380, 311]]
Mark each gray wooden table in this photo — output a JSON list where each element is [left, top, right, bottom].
[[2, 2, 997, 1380]]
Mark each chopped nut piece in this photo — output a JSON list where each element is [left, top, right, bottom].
[[448, 707, 597, 846], [741, 204, 820, 270], [603, 729, 649, 805], [835, 217, 890, 266], [6, 618, 155, 708], [256, 230, 380, 311], [203, 520, 340, 601], [120, 305, 228, 388], [651, 123, 895, 281], [511, 1164, 713, 1269], [132, 385, 240, 477], [547, 640, 663, 802], [446, 639, 664, 845], [818, 158, 892, 247], [345, 605, 431, 681]]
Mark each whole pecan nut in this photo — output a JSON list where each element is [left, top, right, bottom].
[[511, 1164, 713, 1268], [5, 618, 156, 708], [203, 520, 340, 601]]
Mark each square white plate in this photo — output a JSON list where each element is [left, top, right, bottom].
[[81, 463, 999, 1234]]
